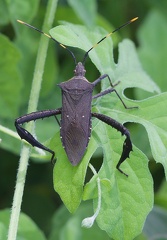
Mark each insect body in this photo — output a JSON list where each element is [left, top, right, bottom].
[[59, 63, 94, 165], [15, 17, 138, 176]]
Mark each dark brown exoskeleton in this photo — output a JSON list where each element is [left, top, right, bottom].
[[15, 17, 138, 176]]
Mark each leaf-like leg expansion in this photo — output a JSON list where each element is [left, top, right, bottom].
[[92, 112, 132, 176], [15, 108, 62, 162]]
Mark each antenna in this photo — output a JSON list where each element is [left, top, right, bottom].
[[17, 20, 77, 65], [17, 17, 138, 67], [82, 17, 138, 65]]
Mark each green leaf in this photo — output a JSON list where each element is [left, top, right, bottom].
[[91, 146, 153, 240], [0, 34, 22, 118], [50, 22, 116, 72], [115, 38, 160, 94], [14, 19, 58, 105], [0, 0, 9, 25], [6, 0, 40, 24], [0, 222, 7, 240], [96, 91, 167, 179], [52, 133, 98, 213], [137, 10, 167, 94], [49, 202, 110, 240], [67, 0, 97, 27], [0, 209, 46, 240], [49, 22, 156, 239], [133, 93, 167, 178]]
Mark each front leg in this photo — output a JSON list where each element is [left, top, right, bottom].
[[92, 112, 132, 176], [92, 74, 137, 109], [15, 108, 62, 162]]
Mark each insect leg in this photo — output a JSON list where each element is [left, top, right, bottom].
[[15, 108, 62, 162], [92, 112, 132, 177], [54, 116, 60, 126], [92, 74, 117, 88], [93, 87, 116, 99], [92, 74, 137, 109]]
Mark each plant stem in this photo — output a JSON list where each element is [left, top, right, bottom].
[[7, 1, 58, 239], [82, 164, 102, 228], [0, 125, 19, 140]]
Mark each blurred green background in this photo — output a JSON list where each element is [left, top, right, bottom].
[[0, 0, 167, 239]]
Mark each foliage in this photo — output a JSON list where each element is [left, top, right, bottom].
[[0, 209, 46, 240], [0, 0, 167, 240], [51, 23, 154, 239]]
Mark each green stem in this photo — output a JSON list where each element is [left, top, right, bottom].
[[82, 164, 102, 228], [0, 125, 19, 140], [7, 1, 58, 239]]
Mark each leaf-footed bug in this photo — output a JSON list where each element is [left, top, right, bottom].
[[15, 17, 138, 176]]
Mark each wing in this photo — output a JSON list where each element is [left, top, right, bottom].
[[60, 89, 92, 165], [61, 118, 91, 165]]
